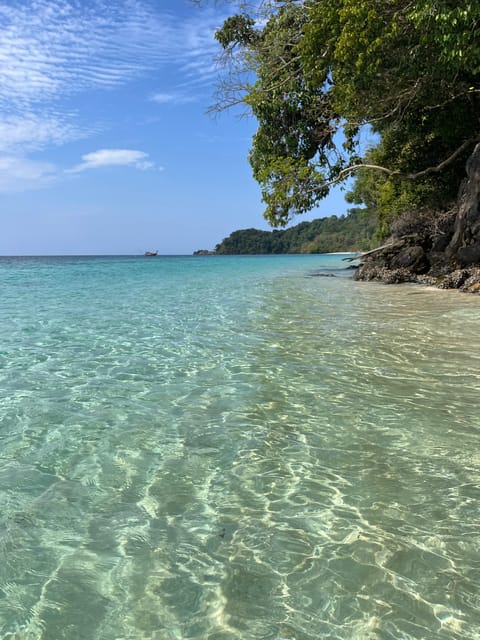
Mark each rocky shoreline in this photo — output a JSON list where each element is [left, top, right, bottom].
[[355, 260, 480, 294], [353, 142, 480, 294]]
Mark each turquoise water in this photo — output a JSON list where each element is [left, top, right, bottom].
[[1, 254, 480, 640]]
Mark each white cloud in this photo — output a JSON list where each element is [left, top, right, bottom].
[[0, 155, 57, 192], [0, 1, 226, 191], [0, 1, 225, 150], [0, 1, 177, 107], [0, 112, 87, 153], [151, 92, 197, 106], [67, 149, 155, 173]]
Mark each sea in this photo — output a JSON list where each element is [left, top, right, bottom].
[[1, 253, 480, 640]]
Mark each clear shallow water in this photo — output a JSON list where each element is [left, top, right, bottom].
[[1, 254, 480, 640]]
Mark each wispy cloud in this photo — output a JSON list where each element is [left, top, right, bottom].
[[67, 149, 157, 173], [0, 112, 86, 153], [0, 1, 227, 192], [0, 155, 57, 192], [0, 1, 175, 109], [150, 92, 197, 106], [0, 1, 224, 151]]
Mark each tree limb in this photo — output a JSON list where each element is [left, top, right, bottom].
[[342, 239, 406, 261], [320, 137, 480, 190]]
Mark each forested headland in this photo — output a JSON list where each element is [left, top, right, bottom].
[[214, 208, 377, 254], [205, 0, 480, 291]]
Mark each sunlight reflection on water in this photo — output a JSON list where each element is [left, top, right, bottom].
[[0, 256, 480, 639]]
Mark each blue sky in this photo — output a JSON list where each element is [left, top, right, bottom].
[[0, 0, 351, 255]]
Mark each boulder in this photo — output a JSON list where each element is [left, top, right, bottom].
[[437, 269, 471, 289], [457, 243, 480, 266], [390, 245, 428, 273]]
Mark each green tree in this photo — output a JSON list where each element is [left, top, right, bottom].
[[212, 0, 480, 230], [214, 209, 377, 254]]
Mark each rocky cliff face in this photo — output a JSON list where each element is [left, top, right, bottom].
[[354, 143, 480, 293], [447, 143, 480, 265]]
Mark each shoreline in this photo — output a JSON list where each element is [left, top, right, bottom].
[[354, 260, 480, 294]]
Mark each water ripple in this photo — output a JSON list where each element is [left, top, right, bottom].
[[1, 256, 480, 639]]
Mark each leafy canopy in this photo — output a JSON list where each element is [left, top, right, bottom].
[[214, 208, 378, 253], [213, 0, 480, 226]]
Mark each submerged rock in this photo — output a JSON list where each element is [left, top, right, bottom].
[[309, 272, 337, 277]]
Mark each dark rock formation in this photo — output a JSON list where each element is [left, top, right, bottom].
[[446, 143, 480, 261], [457, 244, 480, 266], [436, 269, 471, 289], [354, 143, 480, 293], [461, 269, 480, 293], [390, 245, 428, 273]]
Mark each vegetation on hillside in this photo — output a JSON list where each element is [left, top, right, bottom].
[[215, 207, 377, 254]]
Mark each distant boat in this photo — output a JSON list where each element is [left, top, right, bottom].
[[144, 250, 158, 256]]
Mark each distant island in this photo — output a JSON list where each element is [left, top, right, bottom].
[[194, 208, 377, 255], [193, 249, 216, 256]]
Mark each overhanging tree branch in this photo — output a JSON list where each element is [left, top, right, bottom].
[[319, 137, 480, 190], [208, 0, 480, 225]]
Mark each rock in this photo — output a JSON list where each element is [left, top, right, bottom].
[[457, 243, 480, 266], [354, 264, 416, 284], [459, 268, 480, 293], [381, 268, 416, 284], [427, 252, 451, 274], [431, 232, 452, 252], [310, 272, 336, 277], [447, 142, 480, 262], [390, 245, 428, 273], [462, 281, 480, 294], [332, 144, 480, 291], [437, 269, 471, 289]]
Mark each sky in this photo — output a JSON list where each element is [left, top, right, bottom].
[[0, 0, 351, 255]]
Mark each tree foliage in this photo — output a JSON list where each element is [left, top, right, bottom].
[[213, 0, 480, 228], [215, 208, 378, 254]]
